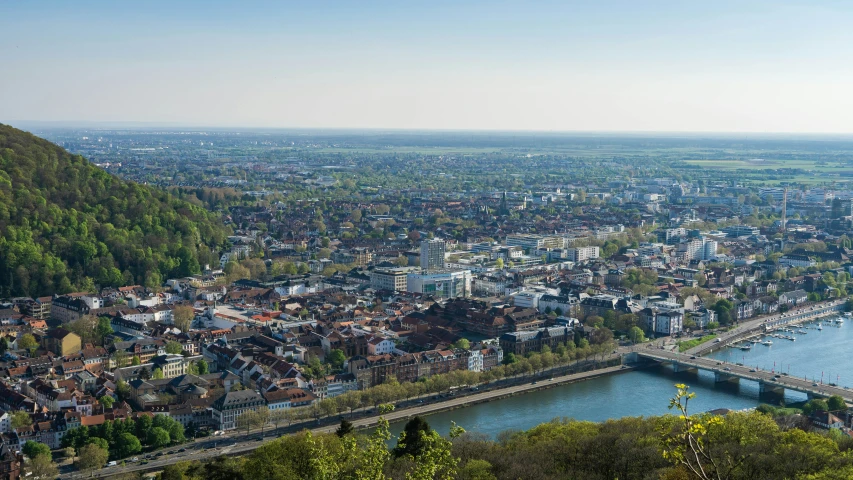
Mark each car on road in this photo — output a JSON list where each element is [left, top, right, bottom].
[[749, 369, 756, 372], [813, 383, 819, 387], [107, 461, 117, 467], [774, 375, 781, 379], [724, 367, 731, 371], [168, 450, 175, 455], [179, 448, 186, 453], [690, 356, 696, 359], [130, 457, 139, 462]]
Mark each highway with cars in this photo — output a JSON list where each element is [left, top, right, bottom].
[[637, 348, 853, 401]]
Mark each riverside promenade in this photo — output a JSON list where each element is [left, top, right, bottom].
[[687, 299, 845, 356], [64, 362, 628, 479]]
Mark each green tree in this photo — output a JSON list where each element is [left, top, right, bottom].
[[327, 349, 347, 370], [87, 437, 109, 451], [148, 427, 171, 449], [803, 399, 830, 415], [452, 338, 471, 350], [76, 443, 109, 474], [165, 341, 183, 355], [628, 326, 647, 344], [19, 333, 38, 355], [115, 432, 142, 458], [95, 316, 113, 344], [501, 352, 518, 365], [196, 358, 209, 375], [24, 453, 57, 480], [335, 419, 354, 438], [172, 305, 195, 332], [112, 349, 129, 369], [22, 441, 51, 459], [393, 416, 432, 458], [131, 355, 141, 366], [167, 420, 186, 443], [458, 459, 497, 480], [135, 415, 152, 439], [827, 395, 847, 412], [115, 380, 131, 402], [10, 410, 32, 430], [152, 368, 165, 380]]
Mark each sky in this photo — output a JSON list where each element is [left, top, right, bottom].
[[3, 0, 853, 132]]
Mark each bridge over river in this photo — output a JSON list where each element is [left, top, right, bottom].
[[629, 349, 853, 401]]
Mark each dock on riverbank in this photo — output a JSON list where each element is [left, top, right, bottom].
[[689, 300, 845, 356]]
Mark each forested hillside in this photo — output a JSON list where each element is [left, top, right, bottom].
[[0, 124, 230, 297]]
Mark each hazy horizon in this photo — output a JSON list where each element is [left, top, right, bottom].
[[4, 1, 853, 133]]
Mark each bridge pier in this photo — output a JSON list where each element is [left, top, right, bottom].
[[714, 372, 739, 384], [758, 382, 785, 396], [806, 391, 825, 400], [672, 363, 698, 374]]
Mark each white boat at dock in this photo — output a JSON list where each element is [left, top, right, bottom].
[[762, 340, 773, 346]]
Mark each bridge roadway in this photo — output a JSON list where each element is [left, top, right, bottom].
[[687, 299, 846, 356], [635, 349, 853, 401]]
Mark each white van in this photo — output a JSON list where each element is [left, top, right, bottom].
[[107, 461, 117, 467]]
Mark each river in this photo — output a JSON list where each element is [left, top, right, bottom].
[[391, 315, 851, 439]]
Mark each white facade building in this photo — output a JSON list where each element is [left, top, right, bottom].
[[406, 270, 472, 298], [566, 246, 600, 262], [511, 291, 544, 309]]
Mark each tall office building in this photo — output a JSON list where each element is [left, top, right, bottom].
[[701, 239, 718, 261], [420, 239, 446, 270]]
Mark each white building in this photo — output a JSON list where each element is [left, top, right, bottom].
[[506, 234, 565, 251], [371, 267, 418, 292], [654, 311, 683, 336], [406, 270, 472, 298], [701, 239, 718, 261], [467, 349, 483, 372], [420, 239, 446, 270], [367, 336, 395, 355], [212, 390, 266, 430], [566, 246, 600, 262], [511, 291, 544, 309]]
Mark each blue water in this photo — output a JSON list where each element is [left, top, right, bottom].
[[390, 316, 850, 439]]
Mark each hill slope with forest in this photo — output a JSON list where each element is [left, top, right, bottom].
[[0, 124, 230, 297]]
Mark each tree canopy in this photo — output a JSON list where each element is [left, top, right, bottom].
[[0, 124, 230, 297]]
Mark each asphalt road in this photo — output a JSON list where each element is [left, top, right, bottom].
[[62, 363, 626, 479]]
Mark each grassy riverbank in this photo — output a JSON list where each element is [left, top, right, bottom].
[[677, 334, 717, 352]]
